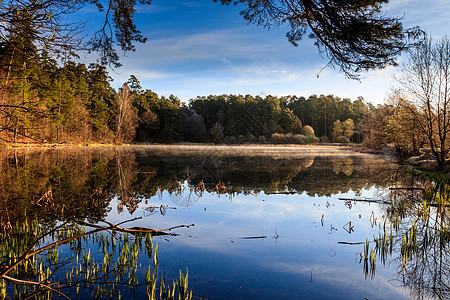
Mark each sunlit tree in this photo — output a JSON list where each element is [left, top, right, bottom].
[[384, 92, 423, 159], [397, 36, 450, 168], [342, 118, 355, 140], [331, 120, 342, 142]]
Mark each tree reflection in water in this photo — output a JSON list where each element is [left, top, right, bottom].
[[0, 146, 397, 222]]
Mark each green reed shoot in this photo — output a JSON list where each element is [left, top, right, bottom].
[[0, 217, 193, 299]]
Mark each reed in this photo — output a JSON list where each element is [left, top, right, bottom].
[[360, 169, 450, 297]]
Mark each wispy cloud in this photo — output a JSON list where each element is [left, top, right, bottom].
[[134, 3, 179, 14], [386, 0, 450, 36], [132, 29, 295, 65], [101, 0, 450, 104], [111, 70, 173, 86]]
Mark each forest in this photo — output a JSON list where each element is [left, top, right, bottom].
[[0, 30, 375, 146], [0, 0, 418, 149]]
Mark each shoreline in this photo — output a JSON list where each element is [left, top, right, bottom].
[[0, 142, 355, 149]]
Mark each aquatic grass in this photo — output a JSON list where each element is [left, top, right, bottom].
[[360, 238, 377, 280], [400, 221, 417, 265], [373, 223, 394, 266], [357, 170, 450, 299], [0, 217, 194, 299]]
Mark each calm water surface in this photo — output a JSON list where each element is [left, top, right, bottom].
[[0, 146, 420, 299]]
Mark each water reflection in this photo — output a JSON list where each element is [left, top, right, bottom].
[[362, 178, 450, 300], [0, 146, 396, 219], [0, 145, 419, 299]]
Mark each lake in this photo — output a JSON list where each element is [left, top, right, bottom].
[[0, 145, 437, 299]]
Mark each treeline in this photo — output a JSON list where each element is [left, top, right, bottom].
[[189, 94, 371, 144], [127, 88, 375, 144], [0, 30, 376, 145], [0, 32, 117, 143]]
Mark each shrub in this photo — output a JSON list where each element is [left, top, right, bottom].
[[320, 136, 329, 143], [270, 133, 283, 144], [336, 135, 350, 143], [301, 125, 315, 137], [237, 135, 246, 144], [258, 136, 267, 143], [247, 134, 257, 143], [209, 122, 224, 144], [225, 136, 237, 144], [303, 135, 319, 144], [270, 133, 307, 144]]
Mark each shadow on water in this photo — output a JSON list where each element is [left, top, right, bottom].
[[1, 145, 447, 299]]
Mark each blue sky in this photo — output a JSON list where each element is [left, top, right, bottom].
[[79, 0, 450, 105]]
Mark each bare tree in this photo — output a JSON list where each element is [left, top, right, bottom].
[[114, 83, 137, 143], [397, 36, 450, 168]]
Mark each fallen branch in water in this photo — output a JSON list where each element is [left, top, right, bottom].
[[1, 217, 195, 281], [389, 187, 424, 191], [338, 241, 366, 245], [266, 192, 296, 195], [152, 224, 195, 233], [338, 198, 390, 205], [240, 236, 267, 239], [1, 225, 107, 281], [2, 275, 70, 300], [128, 224, 196, 235], [76, 217, 195, 235]]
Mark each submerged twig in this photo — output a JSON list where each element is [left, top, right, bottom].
[[343, 221, 354, 234]]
